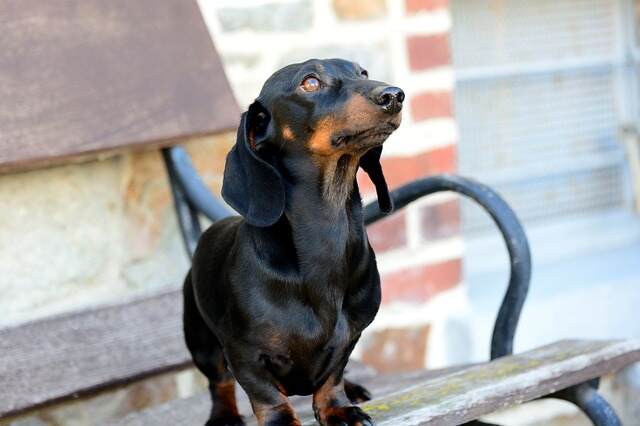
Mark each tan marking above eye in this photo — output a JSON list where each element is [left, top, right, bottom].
[[282, 126, 294, 141], [301, 76, 321, 92]]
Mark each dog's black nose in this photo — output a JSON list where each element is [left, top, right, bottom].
[[372, 86, 404, 114]]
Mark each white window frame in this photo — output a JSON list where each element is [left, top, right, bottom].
[[453, 0, 640, 269]]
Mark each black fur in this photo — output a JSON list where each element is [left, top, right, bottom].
[[184, 58, 404, 426]]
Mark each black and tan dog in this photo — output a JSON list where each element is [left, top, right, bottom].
[[184, 58, 403, 426]]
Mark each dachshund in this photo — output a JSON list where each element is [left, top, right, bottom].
[[184, 58, 403, 426]]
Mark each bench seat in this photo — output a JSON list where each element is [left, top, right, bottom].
[[3, 289, 639, 425], [109, 340, 640, 426]]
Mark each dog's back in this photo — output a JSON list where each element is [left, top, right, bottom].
[[186, 216, 242, 326]]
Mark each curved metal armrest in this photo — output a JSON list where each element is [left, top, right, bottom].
[[161, 146, 233, 258], [162, 146, 233, 222], [364, 174, 532, 360]]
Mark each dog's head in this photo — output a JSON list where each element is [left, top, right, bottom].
[[222, 58, 404, 227]]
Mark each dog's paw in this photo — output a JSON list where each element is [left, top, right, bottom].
[[205, 415, 246, 426], [344, 381, 372, 404], [319, 406, 373, 426]]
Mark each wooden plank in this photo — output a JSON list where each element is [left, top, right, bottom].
[[109, 365, 458, 426], [352, 340, 640, 426], [110, 340, 640, 426], [0, 0, 240, 173], [0, 290, 190, 417]]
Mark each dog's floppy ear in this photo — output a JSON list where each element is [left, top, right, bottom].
[[222, 101, 285, 227], [359, 145, 393, 213]]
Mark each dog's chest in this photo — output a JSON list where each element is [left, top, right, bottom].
[[260, 304, 354, 394]]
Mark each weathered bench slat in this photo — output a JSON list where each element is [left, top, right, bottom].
[[109, 340, 640, 426], [109, 366, 459, 426], [0, 0, 239, 173], [353, 339, 640, 426], [0, 291, 189, 417], [0, 285, 460, 423]]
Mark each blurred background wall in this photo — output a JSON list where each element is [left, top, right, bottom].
[[2, 0, 640, 424], [451, 0, 640, 363]]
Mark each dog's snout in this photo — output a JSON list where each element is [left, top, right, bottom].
[[372, 86, 404, 114]]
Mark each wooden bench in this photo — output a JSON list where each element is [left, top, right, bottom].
[[1, 1, 639, 425], [107, 340, 640, 426]]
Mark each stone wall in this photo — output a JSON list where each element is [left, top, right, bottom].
[[0, 133, 235, 327]]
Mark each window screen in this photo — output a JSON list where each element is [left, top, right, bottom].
[[451, 0, 630, 233]]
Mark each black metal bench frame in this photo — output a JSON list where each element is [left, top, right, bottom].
[[162, 146, 623, 426]]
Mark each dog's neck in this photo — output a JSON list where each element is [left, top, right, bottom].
[[280, 153, 367, 276], [249, 151, 371, 332], [318, 154, 361, 208]]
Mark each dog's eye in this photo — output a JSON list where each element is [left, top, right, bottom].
[[360, 69, 369, 79], [301, 76, 321, 92]]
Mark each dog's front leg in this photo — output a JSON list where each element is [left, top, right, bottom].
[[312, 372, 373, 426], [232, 367, 301, 426], [251, 398, 300, 426]]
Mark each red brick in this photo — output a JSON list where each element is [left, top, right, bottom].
[[366, 211, 407, 253], [410, 91, 453, 122], [405, 0, 448, 14], [407, 34, 450, 71], [356, 169, 377, 198], [361, 325, 430, 373], [420, 199, 460, 240], [382, 146, 457, 188], [381, 258, 461, 304]]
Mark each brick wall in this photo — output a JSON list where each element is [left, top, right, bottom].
[[200, 0, 465, 372]]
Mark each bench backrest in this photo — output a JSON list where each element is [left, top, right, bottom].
[[0, 0, 239, 173], [0, 0, 238, 416]]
